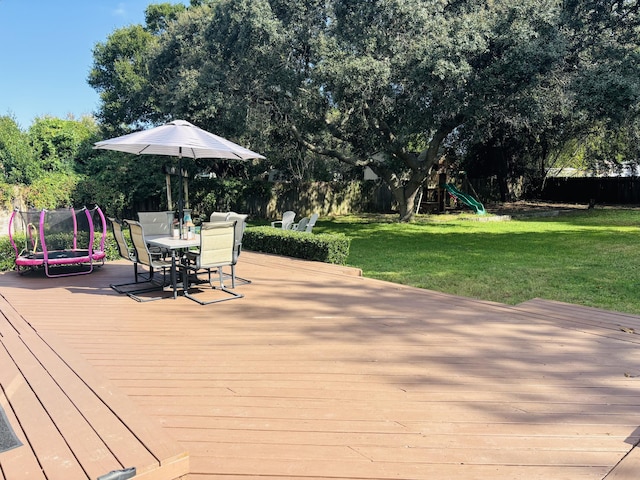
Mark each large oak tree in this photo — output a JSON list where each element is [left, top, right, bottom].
[[90, 0, 640, 221]]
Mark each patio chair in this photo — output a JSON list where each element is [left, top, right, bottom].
[[271, 210, 295, 230], [137, 211, 174, 255], [291, 213, 319, 233], [305, 213, 319, 232], [137, 211, 174, 234], [125, 220, 173, 302], [209, 211, 229, 222], [181, 221, 243, 305], [108, 217, 149, 293], [225, 213, 251, 287], [291, 217, 310, 232]]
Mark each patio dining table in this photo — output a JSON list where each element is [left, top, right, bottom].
[[146, 234, 200, 299]]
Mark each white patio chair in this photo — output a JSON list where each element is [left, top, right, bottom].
[[292, 213, 319, 233], [209, 211, 229, 222], [291, 217, 310, 232], [271, 211, 295, 229], [305, 213, 319, 232]]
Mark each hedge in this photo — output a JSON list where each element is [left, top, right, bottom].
[[243, 226, 351, 265]]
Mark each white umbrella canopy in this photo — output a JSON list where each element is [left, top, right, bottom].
[[94, 119, 265, 235], [93, 119, 266, 160]]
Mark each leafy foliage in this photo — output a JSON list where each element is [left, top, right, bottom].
[[0, 116, 38, 184], [0, 115, 101, 209], [24, 172, 79, 209], [88, 25, 157, 132], [85, 0, 640, 220], [0, 233, 19, 272], [243, 226, 351, 265], [28, 117, 97, 174], [75, 150, 171, 219]]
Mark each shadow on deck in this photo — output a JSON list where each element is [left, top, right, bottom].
[[0, 251, 639, 480]]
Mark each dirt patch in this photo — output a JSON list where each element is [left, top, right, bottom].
[[485, 200, 589, 217], [484, 200, 640, 218]]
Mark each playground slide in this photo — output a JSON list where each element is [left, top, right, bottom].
[[443, 183, 486, 215]]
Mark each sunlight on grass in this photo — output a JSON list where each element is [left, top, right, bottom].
[[316, 209, 640, 314]]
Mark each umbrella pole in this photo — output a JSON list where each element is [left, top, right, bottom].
[[178, 151, 184, 239], [165, 174, 173, 210]]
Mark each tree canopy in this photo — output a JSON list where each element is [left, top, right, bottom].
[[0, 115, 100, 209], [88, 0, 640, 220]]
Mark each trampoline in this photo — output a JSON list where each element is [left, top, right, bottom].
[[9, 206, 107, 277]]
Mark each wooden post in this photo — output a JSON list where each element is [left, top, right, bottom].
[[165, 174, 173, 210], [438, 172, 447, 213], [183, 177, 189, 208]]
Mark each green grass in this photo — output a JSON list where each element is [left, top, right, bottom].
[[312, 210, 640, 315]]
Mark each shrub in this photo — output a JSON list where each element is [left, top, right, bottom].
[[99, 232, 120, 261], [0, 234, 20, 271], [243, 226, 350, 265]]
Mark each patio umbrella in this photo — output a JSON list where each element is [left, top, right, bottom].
[[94, 119, 265, 236]]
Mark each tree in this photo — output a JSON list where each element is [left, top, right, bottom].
[[28, 116, 98, 175], [145, 2, 187, 34], [459, 0, 640, 198], [88, 25, 157, 132], [0, 115, 38, 184], [88, 3, 194, 133], [90, 0, 640, 220]]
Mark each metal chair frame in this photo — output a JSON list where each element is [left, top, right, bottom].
[[181, 221, 243, 305], [124, 220, 173, 302]]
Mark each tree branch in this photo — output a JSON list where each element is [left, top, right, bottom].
[[290, 124, 367, 166]]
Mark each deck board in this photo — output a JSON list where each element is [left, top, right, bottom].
[[0, 252, 639, 479], [0, 339, 89, 480], [0, 292, 189, 480]]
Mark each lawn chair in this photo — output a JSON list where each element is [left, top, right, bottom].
[[137, 211, 174, 255], [292, 213, 319, 233], [305, 213, 319, 232], [181, 221, 244, 305], [226, 212, 251, 287], [291, 217, 310, 232], [125, 220, 173, 302], [108, 218, 144, 293], [271, 210, 295, 230], [209, 211, 229, 222]]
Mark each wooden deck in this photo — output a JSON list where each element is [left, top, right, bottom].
[[0, 284, 189, 479], [1, 251, 640, 479]]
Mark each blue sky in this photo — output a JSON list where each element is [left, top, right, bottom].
[[0, 1, 185, 129]]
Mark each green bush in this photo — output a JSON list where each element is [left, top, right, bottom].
[[0, 234, 20, 271], [243, 226, 351, 265], [101, 232, 120, 261], [24, 171, 79, 209]]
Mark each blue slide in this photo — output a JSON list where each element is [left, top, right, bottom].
[[443, 183, 486, 215]]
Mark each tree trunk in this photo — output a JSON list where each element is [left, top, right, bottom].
[[390, 174, 427, 222]]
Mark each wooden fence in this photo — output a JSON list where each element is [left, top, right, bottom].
[[5, 177, 635, 230], [540, 177, 640, 204]]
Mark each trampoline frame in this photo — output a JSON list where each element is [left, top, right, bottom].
[[9, 206, 107, 277]]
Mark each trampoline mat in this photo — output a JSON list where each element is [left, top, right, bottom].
[[0, 404, 22, 453]]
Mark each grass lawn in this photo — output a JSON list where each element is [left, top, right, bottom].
[[313, 209, 640, 315]]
